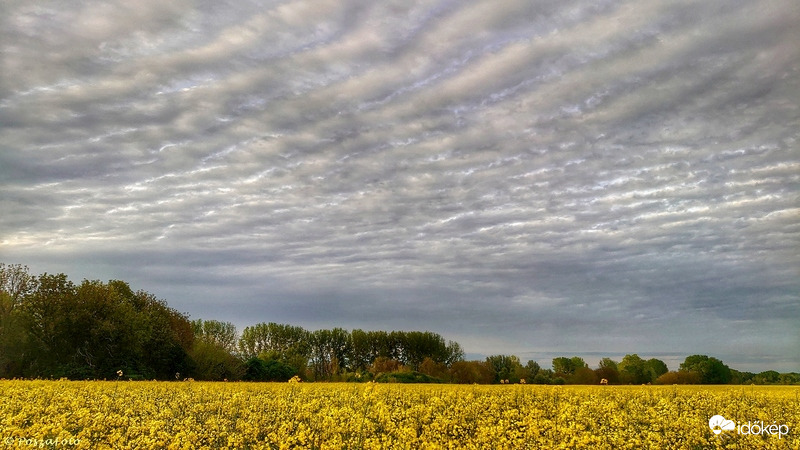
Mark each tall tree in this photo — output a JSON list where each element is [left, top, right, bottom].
[[190, 319, 242, 380], [598, 358, 618, 371], [11, 275, 194, 379], [445, 341, 465, 366], [0, 263, 35, 310], [449, 360, 495, 384], [570, 367, 599, 384], [238, 322, 309, 360], [619, 354, 648, 384], [0, 291, 26, 377], [193, 319, 238, 354], [402, 331, 452, 370], [349, 329, 373, 371], [486, 355, 526, 383], [552, 356, 586, 376], [308, 328, 351, 379], [18, 272, 76, 376], [680, 355, 732, 384], [0, 264, 36, 377], [644, 358, 669, 382], [595, 358, 620, 384], [552, 357, 573, 375], [525, 360, 541, 382], [137, 289, 195, 379]]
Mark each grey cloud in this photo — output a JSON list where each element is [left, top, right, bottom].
[[1, 0, 798, 372]]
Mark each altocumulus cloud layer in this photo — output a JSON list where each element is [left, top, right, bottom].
[[1, 0, 798, 371]]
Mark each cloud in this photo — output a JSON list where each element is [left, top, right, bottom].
[[1, 0, 798, 372]]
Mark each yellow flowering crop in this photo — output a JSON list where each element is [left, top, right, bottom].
[[0, 381, 797, 449]]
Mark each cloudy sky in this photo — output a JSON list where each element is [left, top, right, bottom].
[[2, 0, 798, 372]]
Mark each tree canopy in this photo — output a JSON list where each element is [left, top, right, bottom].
[[0, 263, 794, 384]]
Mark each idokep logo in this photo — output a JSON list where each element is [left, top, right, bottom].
[[709, 414, 790, 439], [709, 415, 735, 435]]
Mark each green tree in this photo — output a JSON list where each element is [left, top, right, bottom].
[[71, 279, 143, 378], [778, 373, 800, 385], [0, 264, 35, 309], [1, 264, 475, 382], [571, 356, 588, 371], [680, 355, 732, 384], [595, 358, 620, 384], [308, 328, 351, 380], [598, 358, 618, 371], [242, 357, 269, 381], [570, 366, 599, 384], [370, 356, 403, 375], [190, 319, 242, 380], [18, 272, 77, 376], [190, 340, 243, 380], [387, 331, 408, 363], [445, 341, 465, 366], [419, 357, 449, 380], [619, 354, 648, 384], [552, 357, 573, 375], [192, 319, 238, 354], [401, 331, 454, 370], [525, 360, 541, 382], [644, 358, 669, 382], [449, 360, 495, 384], [0, 292, 26, 377], [13, 275, 194, 380], [730, 369, 755, 384], [486, 355, 525, 383], [238, 322, 310, 361], [552, 356, 587, 376], [350, 329, 373, 371], [754, 370, 780, 384], [242, 357, 298, 382], [353, 330, 394, 367], [134, 289, 194, 380], [532, 369, 556, 384], [0, 263, 34, 377], [654, 370, 701, 384]]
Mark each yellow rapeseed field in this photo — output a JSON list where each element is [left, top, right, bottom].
[[0, 380, 797, 449]]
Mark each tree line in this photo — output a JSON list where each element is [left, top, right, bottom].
[[483, 354, 799, 385], [0, 264, 462, 381], [1, 264, 796, 384]]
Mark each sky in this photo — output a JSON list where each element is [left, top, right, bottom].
[[1, 0, 798, 373]]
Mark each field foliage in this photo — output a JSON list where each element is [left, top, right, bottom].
[[1, 381, 798, 449]]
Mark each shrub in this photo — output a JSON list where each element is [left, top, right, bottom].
[[654, 371, 701, 385], [374, 371, 445, 383]]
